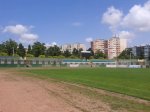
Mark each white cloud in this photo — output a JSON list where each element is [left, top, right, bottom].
[[118, 31, 135, 39], [3, 24, 28, 35], [72, 22, 82, 27], [51, 42, 57, 46], [122, 0, 150, 32], [101, 0, 150, 46], [85, 37, 93, 42], [3, 24, 38, 43], [19, 33, 38, 43], [102, 6, 123, 28], [102, 1, 150, 33], [21, 33, 38, 40], [45, 43, 51, 48], [45, 42, 57, 48]]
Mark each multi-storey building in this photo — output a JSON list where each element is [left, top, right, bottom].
[[91, 39, 108, 54], [132, 46, 144, 59], [61, 43, 86, 53], [61, 44, 71, 53], [90, 37, 127, 59], [107, 37, 120, 59], [108, 37, 127, 59], [144, 45, 150, 60]]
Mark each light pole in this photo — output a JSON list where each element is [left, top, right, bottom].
[[130, 51, 132, 65]]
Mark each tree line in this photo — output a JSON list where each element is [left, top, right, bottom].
[[0, 39, 109, 59]]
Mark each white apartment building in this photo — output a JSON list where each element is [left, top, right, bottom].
[[108, 37, 127, 59], [61, 43, 86, 53], [108, 37, 120, 59], [91, 39, 107, 54]]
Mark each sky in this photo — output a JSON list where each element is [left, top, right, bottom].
[[0, 0, 150, 48]]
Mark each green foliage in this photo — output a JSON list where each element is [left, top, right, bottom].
[[32, 42, 46, 57], [87, 48, 94, 56], [56, 55, 65, 59], [69, 55, 78, 59], [48, 55, 65, 59], [17, 43, 26, 58], [3, 39, 18, 56], [48, 56, 53, 58], [27, 68, 150, 100], [0, 44, 6, 53], [39, 55, 45, 58], [26, 54, 34, 58], [0, 52, 8, 56], [14, 54, 19, 57], [118, 48, 133, 59], [89, 56, 94, 59], [27, 45, 32, 54], [46, 45, 61, 56], [94, 50, 106, 59], [72, 48, 78, 56], [63, 50, 71, 57], [78, 48, 83, 57], [87, 48, 107, 59]]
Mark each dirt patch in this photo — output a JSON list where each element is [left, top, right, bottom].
[[0, 69, 150, 112], [0, 70, 111, 112]]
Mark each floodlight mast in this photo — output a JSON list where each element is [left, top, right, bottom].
[[130, 51, 132, 65]]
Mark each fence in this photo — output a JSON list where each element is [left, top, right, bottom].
[[0, 57, 64, 67], [0, 57, 146, 68]]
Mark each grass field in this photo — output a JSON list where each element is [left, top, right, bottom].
[[25, 68, 150, 100]]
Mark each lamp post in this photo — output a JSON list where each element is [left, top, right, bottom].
[[130, 51, 132, 65]]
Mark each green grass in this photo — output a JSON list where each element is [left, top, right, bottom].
[[25, 68, 150, 100]]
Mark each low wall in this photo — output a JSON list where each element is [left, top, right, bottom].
[[69, 64, 79, 68], [128, 65, 141, 68], [106, 65, 128, 68]]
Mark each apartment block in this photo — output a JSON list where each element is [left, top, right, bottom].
[[108, 37, 127, 59], [131, 45, 150, 60], [144, 45, 150, 60], [61, 43, 86, 53], [91, 39, 108, 54], [90, 37, 127, 59], [132, 46, 144, 59], [108, 37, 120, 59]]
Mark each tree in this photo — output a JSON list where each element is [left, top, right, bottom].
[[72, 48, 78, 56], [17, 43, 26, 58], [63, 50, 71, 57], [46, 45, 61, 56], [3, 39, 18, 56], [78, 48, 83, 57], [32, 42, 46, 57], [26, 54, 34, 58], [87, 48, 94, 56], [27, 44, 32, 54], [118, 48, 133, 59], [94, 50, 106, 59], [70, 55, 78, 59], [39, 55, 45, 58], [0, 44, 7, 53], [0, 52, 7, 56]]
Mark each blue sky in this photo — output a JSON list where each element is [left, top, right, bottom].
[[0, 0, 150, 47]]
